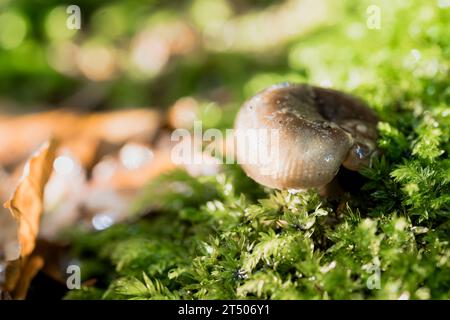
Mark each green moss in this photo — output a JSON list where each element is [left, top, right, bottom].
[[65, 0, 449, 300]]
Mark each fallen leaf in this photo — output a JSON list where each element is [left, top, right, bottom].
[[0, 139, 57, 298], [12, 255, 44, 300], [0, 109, 162, 167], [4, 139, 58, 257]]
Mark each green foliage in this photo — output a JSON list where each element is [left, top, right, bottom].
[[105, 273, 180, 300], [66, 164, 449, 299]]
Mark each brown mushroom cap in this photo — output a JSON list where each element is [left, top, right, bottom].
[[234, 83, 378, 190]]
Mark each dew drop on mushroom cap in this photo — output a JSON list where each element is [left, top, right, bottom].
[[234, 83, 378, 190]]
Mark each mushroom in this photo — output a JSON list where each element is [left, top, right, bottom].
[[234, 83, 378, 190]]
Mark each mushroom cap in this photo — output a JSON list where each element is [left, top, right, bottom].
[[234, 83, 378, 190]]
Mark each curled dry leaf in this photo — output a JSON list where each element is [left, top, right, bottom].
[[4, 140, 58, 257], [0, 139, 57, 298]]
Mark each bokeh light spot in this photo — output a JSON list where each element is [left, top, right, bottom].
[[0, 11, 27, 49]]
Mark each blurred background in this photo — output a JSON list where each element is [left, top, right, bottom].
[[1, 0, 445, 111], [0, 0, 447, 113], [0, 0, 335, 112]]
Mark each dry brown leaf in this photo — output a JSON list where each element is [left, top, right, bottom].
[[0, 139, 57, 298], [83, 109, 162, 144], [4, 139, 58, 258], [0, 109, 161, 167], [12, 255, 44, 300]]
